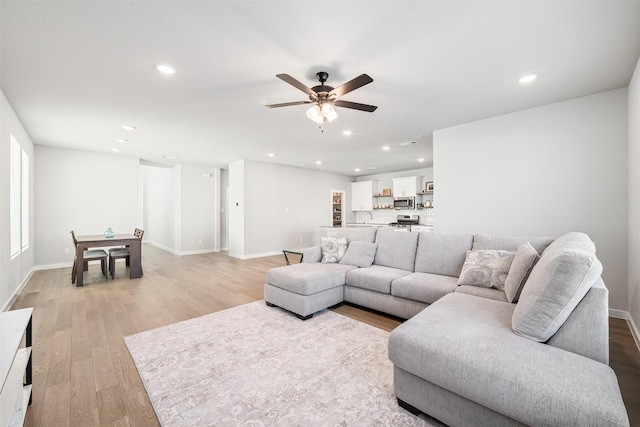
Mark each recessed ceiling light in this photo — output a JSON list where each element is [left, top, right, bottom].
[[161, 155, 177, 159], [342, 130, 353, 135], [354, 168, 361, 172], [315, 160, 322, 165], [155, 63, 177, 75], [267, 153, 276, 157], [111, 148, 121, 152], [368, 166, 377, 170], [418, 158, 425, 162], [519, 73, 537, 83], [382, 146, 391, 151], [115, 138, 128, 143], [122, 125, 137, 131]]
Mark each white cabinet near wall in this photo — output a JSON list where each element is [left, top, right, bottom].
[[0, 308, 33, 427], [392, 176, 421, 197], [351, 180, 377, 211]]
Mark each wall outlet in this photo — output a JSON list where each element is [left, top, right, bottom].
[[299, 237, 303, 243], [64, 248, 70, 254], [198, 239, 203, 244]]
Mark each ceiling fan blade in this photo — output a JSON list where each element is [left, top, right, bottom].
[[333, 100, 378, 112], [264, 100, 314, 108], [330, 74, 373, 97], [276, 74, 315, 96]]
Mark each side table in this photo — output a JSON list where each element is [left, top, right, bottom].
[[282, 249, 304, 265]]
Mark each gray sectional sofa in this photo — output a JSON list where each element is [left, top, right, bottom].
[[263, 227, 629, 426]]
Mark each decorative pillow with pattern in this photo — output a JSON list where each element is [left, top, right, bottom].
[[457, 250, 516, 291], [320, 237, 348, 263]]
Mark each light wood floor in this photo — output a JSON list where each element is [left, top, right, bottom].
[[9, 244, 640, 426]]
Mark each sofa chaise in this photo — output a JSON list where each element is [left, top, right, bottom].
[[263, 228, 629, 426]]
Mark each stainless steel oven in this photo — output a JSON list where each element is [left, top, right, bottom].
[[393, 197, 415, 210]]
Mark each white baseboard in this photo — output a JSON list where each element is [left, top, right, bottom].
[[1, 267, 35, 312], [34, 262, 73, 271], [609, 308, 628, 319], [147, 241, 219, 256], [628, 313, 640, 353], [228, 251, 282, 260]]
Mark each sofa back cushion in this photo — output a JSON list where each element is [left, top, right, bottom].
[[414, 232, 473, 277], [512, 232, 602, 342], [336, 227, 378, 243], [473, 233, 554, 254], [374, 228, 419, 272]]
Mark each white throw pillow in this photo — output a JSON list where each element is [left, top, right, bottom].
[[320, 237, 347, 263], [457, 250, 515, 291], [504, 243, 540, 303]]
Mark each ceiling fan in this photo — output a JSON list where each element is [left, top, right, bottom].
[[265, 72, 377, 124]]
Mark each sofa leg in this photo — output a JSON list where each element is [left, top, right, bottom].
[[265, 301, 276, 307], [398, 399, 422, 417], [295, 313, 313, 321]]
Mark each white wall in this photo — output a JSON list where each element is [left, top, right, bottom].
[[228, 159, 354, 258], [141, 165, 175, 250], [141, 163, 220, 254], [178, 164, 220, 253], [628, 56, 640, 343], [34, 146, 140, 266], [1, 90, 35, 310], [355, 167, 433, 225], [434, 89, 628, 312]]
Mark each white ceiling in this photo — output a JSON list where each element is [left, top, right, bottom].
[[2, 1, 640, 176]]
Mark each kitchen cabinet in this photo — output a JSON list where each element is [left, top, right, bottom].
[[0, 308, 33, 427], [392, 176, 420, 197], [351, 180, 376, 211]]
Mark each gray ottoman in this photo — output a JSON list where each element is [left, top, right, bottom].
[[264, 262, 355, 319]]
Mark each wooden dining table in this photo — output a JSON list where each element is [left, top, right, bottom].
[[75, 233, 142, 287]]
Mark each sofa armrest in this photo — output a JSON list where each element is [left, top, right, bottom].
[[301, 246, 322, 263]]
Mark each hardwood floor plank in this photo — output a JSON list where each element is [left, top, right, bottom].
[[70, 358, 98, 419], [9, 243, 640, 426], [96, 384, 128, 426]]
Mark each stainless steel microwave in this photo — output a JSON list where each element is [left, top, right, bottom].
[[394, 197, 415, 210]]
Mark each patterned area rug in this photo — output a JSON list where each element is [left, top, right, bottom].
[[124, 301, 434, 426]]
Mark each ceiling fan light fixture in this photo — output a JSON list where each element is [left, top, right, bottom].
[[323, 103, 339, 122], [306, 105, 324, 124]]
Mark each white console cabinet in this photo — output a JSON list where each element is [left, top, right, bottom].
[[0, 308, 33, 427]]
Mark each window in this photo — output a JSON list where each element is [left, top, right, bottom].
[[10, 134, 29, 258]]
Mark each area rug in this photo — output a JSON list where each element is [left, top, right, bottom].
[[124, 301, 434, 426]]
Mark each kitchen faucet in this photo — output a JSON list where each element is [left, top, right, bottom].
[[364, 211, 373, 225]]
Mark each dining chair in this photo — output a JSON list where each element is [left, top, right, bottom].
[[70, 230, 108, 284], [109, 228, 144, 279]]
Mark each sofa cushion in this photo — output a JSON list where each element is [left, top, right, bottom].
[[504, 242, 539, 303], [339, 241, 377, 268], [335, 227, 378, 243], [388, 292, 629, 427], [414, 232, 473, 277], [454, 285, 508, 302], [266, 263, 356, 295], [320, 237, 347, 263], [512, 232, 602, 342], [472, 233, 554, 254], [457, 250, 515, 291], [373, 228, 419, 272], [391, 272, 458, 304], [346, 265, 411, 294]]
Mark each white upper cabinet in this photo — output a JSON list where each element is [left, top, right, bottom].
[[351, 180, 376, 211], [392, 176, 421, 197]]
